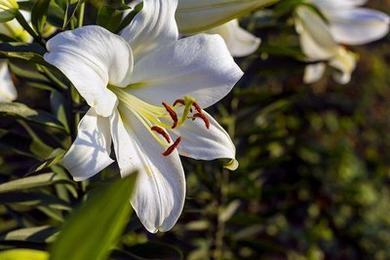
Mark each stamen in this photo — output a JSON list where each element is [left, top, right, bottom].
[[162, 102, 178, 129], [162, 137, 182, 156], [192, 102, 203, 114], [193, 113, 210, 129], [151, 126, 171, 143], [173, 99, 185, 107]]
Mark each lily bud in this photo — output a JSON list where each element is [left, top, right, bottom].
[[176, 0, 279, 34]]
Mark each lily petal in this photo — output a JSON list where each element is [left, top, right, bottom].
[[110, 108, 185, 233], [44, 26, 133, 117], [0, 61, 17, 102], [176, 0, 278, 34], [121, 0, 179, 58], [295, 6, 338, 61], [310, 0, 367, 9], [326, 8, 390, 45], [129, 34, 243, 109], [303, 63, 326, 84], [171, 111, 236, 166], [329, 48, 357, 84], [62, 108, 114, 181], [206, 19, 260, 57]]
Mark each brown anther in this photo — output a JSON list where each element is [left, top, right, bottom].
[[173, 99, 185, 107], [162, 137, 182, 156], [193, 113, 210, 129], [192, 102, 203, 114], [162, 102, 178, 128], [151, 126, 171, 143]]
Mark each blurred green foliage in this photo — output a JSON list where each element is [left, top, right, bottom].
[[0, 0, 389, 259]]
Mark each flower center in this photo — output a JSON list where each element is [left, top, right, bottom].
[[109, 86, 210, 157]]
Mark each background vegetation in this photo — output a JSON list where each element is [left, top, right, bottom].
[[0, 0, 388, 259]]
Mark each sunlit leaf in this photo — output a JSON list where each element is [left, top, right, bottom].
[[1, 226, 57, 243], [0, 173, 73, 194], [0, 249, 49, 260], [0, 102, 66, 132], [50, 173, 138, 260]]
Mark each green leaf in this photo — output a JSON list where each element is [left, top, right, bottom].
[[31, 0, 51, 34], [50, 90, 71, 133], [0, 249, 49, 260], [96, 7, 123, 32], [0, 9, 16, 23], [1, 226, 57, 243], [0, 102, 66, 132], [29, 148, 66, 173], [0, 173, 73, 194], [50, 173, 138, 260]]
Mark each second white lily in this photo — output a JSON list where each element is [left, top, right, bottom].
[[44, 0, 243, 233], [296, 0, 389, 84]]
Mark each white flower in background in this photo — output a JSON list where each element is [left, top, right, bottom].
[[0, 1, 28, 103], [44, 0, 243, 233], [0, 62, 17, 102], [296, 0, 389, 84], [176, 0, 279, 57], [204, 19, 261, 57]]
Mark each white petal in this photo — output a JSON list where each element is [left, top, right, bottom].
[[0, 61, 17, 102], [310, 0, 367, 9], [206, 19, 260, 57], [295, 6, 338, 61], [176, 0, 277, 33], [172, 111, 236, 165], [121, 0, 179, 58], [303, 63, 326, 84], [327, 8, 390, 45], [62, 108, 114, 181], [329, 48, 357, 84], [44, 26, 133, 117], [129, 34, 243, 109], [110, 108, 185, 233]]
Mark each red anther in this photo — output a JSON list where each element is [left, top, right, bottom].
[[193, 113, 210, 129], [192, 102, 203, 113], [162, 102, 178, 128], [151, 126, 171, 143], [173, 99, 185, 107], [162, 137, 182, 156]]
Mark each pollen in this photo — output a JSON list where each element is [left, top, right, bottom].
[[151, 126, 171, 143], [162, 137, 182, 156], [162, 102, 178, 129]]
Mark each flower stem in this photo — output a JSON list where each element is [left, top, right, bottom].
[[14, 11, 45, 47], [77, 1, 85, 27]]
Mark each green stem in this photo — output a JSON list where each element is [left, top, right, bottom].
[[14, 11, 45, 47], [77, 1, 85, 27]]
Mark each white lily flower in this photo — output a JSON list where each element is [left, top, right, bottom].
[[0, 62, 17, 102], [0, 8, 32, 103], [204, 19, 260, 57], [296, 1, 389, 84], [44, 0, 243, 233], [310, 0, 390, 45], [295, 6, 358, 84]]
